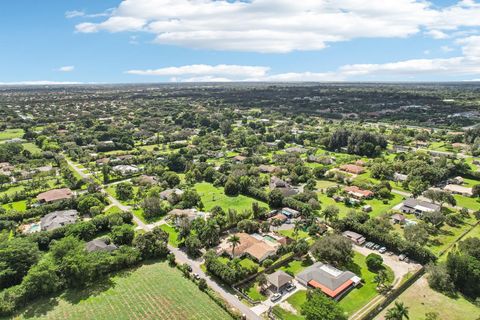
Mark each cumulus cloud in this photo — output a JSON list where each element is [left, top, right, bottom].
[[57, 66, 75, 72], [126, 64, 270, 78], [73, 0, 480, 53], [126, 35, 480, 81]]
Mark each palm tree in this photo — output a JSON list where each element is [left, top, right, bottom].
[[385, 301, 409, 320], [293, 220, 303, 240], [228, 235, 241, 258]]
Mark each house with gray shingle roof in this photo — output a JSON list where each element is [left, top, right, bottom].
[[296, 262, 361, 300], [40, 209, 78, 231], [86, 238, 118, 252]]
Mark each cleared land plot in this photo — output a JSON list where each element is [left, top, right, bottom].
[[194, 182, 268, 212], [22, 142, 42, 154], [0, 128, 24, 142], [10, 262, 232, 320], [375, 277, 480, 320]]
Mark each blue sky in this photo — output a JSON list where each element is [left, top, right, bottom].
[[0, 0, 479, 83]]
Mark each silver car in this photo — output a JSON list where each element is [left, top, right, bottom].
[[270, 293, 282, 302]]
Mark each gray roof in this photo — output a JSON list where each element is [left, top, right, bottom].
[[266, 270, 293, 288], [86, 238, 118, 252], [402, 198, 440, 211], [297, 262, 356, 292], [40, 210, 78, 231]]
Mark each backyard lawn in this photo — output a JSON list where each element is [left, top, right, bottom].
[[194, 182, 268, 212], [0, 128, 24, 142], [158, 224, 181, 247], [375, 276, 480, 320], [22, 142, 42, 154], [2, 200, 28, 212], [10, 262, 233, 320], [280, 258, 313, 275]]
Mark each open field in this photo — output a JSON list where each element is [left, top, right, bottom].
[[8, 262, 232, 320], [194, 182, 268, 212], [375, 276, 480, 320], [22, 142, 42, 154], [0, 128, 24, 142]]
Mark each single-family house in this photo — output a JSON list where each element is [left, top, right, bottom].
[[37, 188, 74, 203], [86, 238, 118, 252], [394, 172, 408, 182], [266, 270, 294, 292], [444, 184, 474, 197], [391, 213, 406, 224], [342, 231, 366, 245], [281, 207, 300, 218], [218, 233, 280, 262], [168, 208, 207, 226], [40, 209, 78, 231], [344, 186, 374, 199], [270, 176, 298, 197], [399, 198, 440, 216], [160, 188, 184, 203], [340, 164, 365, 175], [296, 263, 361, 300], [112, 165, 139, 175]]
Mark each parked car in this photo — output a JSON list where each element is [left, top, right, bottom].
[[365, 242, 374, 248], [399, 254, 407, 261], [373, 244, 381, 250], [285, 283, 296, 292], [379, 247, 387, 254], [271, 293, 282, 302]]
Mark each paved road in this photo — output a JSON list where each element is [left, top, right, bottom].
[[65, 157, 258, 319]]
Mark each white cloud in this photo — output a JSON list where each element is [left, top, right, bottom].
[[65, 10, 85, 18], [125, 35, 480, 82], [126, 64, 270, 78], [0, 81, 83, 86], [441, 46, 454, 52], [73, 0, 480, 53], [57, 66, 75, 72]]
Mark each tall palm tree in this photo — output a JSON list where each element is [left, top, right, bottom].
[[228, 235, 241, 258], [385, 301, 409, 320], [293, 220, 303, 241]]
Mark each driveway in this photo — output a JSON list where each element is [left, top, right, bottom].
[[353, 245, 421, 287], [250, 280, 304, 316]]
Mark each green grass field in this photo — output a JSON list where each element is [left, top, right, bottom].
[[159, 224, 181, 247], [453, 194, 480, 211], [375, 276, 480, 320], [0, 128, 24, 142], [9, 262, 232, 320], [194, 182, 268, 212], [2, 200, 27, 212], [280, 258, 313, 275], [22, 142, 42, 154]]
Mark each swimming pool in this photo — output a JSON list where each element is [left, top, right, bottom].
[[28, 223, 41, 233]]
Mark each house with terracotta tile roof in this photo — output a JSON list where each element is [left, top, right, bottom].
[[36, 188, 74, 203], [340, 164, 365, 175], [296, 262, 361, 300], [344, 186, 374, 199], [218, 233, 281, 262]]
